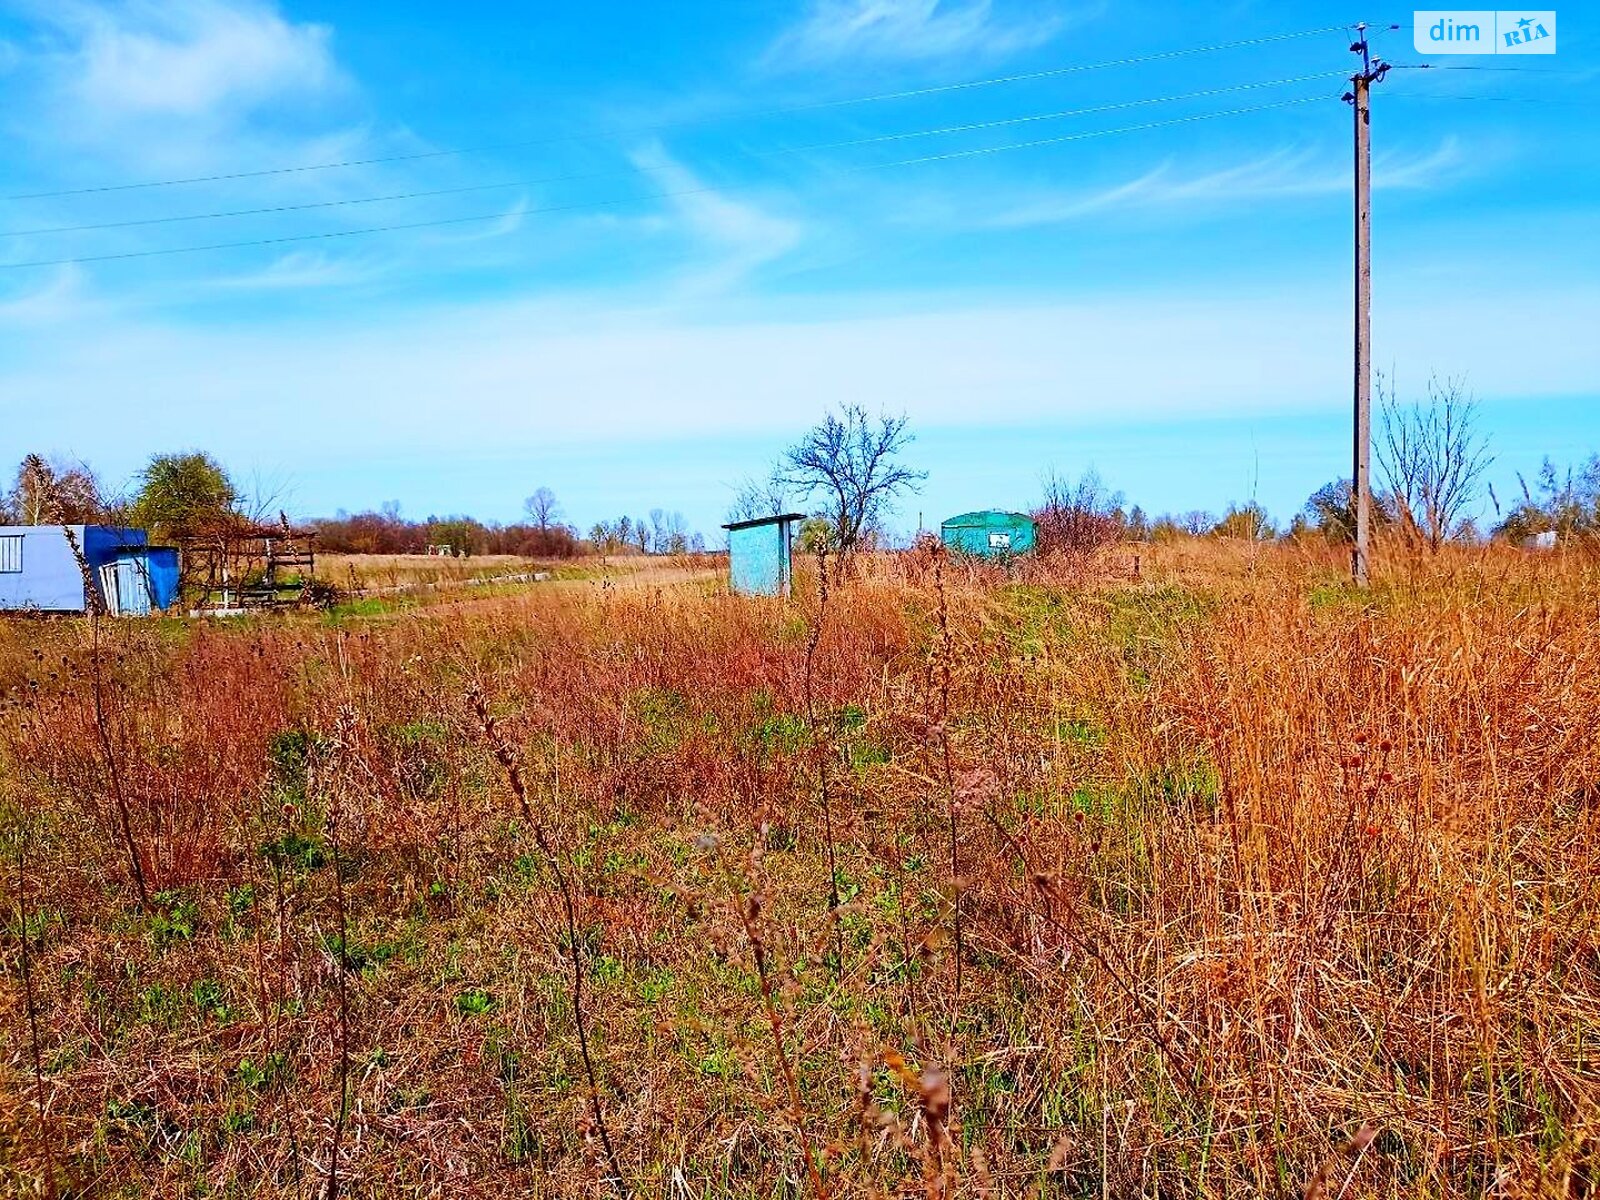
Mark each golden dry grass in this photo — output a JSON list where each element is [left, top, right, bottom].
[[1, 539, 1597, 1198], [322, 552, 561, 591]]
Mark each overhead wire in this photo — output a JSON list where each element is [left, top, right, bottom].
[[1387, 63, 1580, 72], [1380, 62, 1588, 101], [788, 70, 1348, 152], [841, 93, 1331, 170], [5, 24, 1352, 201], [3, 71, 1349, 238], [0, 93, 1337, 270], [1382, 92, 1588, 104]]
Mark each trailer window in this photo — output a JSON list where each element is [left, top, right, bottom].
[[0, 536, 21, 573]]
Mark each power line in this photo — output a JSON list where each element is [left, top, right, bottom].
[[1387, 63, 1581, 72], [790, 70, 1348, 152], [3, 72, 1347, 238], [786, 25, 1351, 106], [1382, 92, 1588, 104], [848, 94, 1329, 170], [0, 93, 1335, 271], [5, 24, 1351, 202]]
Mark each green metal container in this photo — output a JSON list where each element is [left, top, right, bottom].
[[939, 510, 1035, 558]]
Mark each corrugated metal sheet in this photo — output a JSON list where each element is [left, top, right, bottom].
[[104, 547, 180, 615]]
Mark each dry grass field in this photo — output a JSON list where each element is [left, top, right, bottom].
[[2, 539, 1597, 1198], [321, 553, 574, 593], [320, 553, 716, 611]]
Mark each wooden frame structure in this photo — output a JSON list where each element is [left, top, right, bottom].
[[176, 519, 317, 610]]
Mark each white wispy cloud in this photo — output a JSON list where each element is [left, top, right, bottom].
[[628, 145, 804, 295], [0, 0, 361, 189], [763, 0, 1074, 69], [29, 0, 339, 119], [204, 250, 381, 291], [0, 265, 93, 324], [983, 139, 1467, 229], [415, 196, 532, 247], [0, 1, 483, 285]]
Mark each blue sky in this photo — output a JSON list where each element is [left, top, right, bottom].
[[0, 1, 1595, 541]]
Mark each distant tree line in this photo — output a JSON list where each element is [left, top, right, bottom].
[[312, 494, 711, 558], [715, 388, 1600, 561], [309, 505, 583, 557], [586, 510, 705, 558], [1033, 374, 1547, 552], [1490, 456, 1600, 542], [0, 459, 712, 560], [8, 380, 1595, 564], [1027, 469, 1278, 551]]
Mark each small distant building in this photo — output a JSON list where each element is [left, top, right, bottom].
[[0, 525, 180, 615], [722, 513, 806, 596], [940, 510, 1036, 558]]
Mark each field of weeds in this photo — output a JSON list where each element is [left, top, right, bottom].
[[323, 553, 585, 593], [1, 541, 1597, 1198]]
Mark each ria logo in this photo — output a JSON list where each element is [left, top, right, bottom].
[[1414, 10, 1557, 54], [1501, 13, 1553, 47]]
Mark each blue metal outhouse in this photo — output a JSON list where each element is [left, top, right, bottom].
[[722, 513, 806, 596], [103, 546, 181, 615], [0, 525, 179, 614]]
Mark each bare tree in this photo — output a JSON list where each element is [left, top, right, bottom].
[[649, 508, 689, 554], [1033, 468, 1125, 557], [726, 473, 791, 524], [1155, 510, 1216, 538], [524, 487, 561, 532], [780, 405, 925, 571], [9, 454, 103, 524], [666, 512, 689, 554], [233, 465, 292, 527], [1377, 372, 1493, 552], [588, 521, 622, 561]]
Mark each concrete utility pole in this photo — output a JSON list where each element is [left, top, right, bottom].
[[1345, 25, 1389, 586]]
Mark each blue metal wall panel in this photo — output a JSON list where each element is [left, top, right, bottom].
[[82, 526, 147, 570], [114, 559, 151, 615], [0, 526, 87, 611], [728, 520, 796, 596], [145, 547, 181, 609], [107, 547, 179, 615]]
